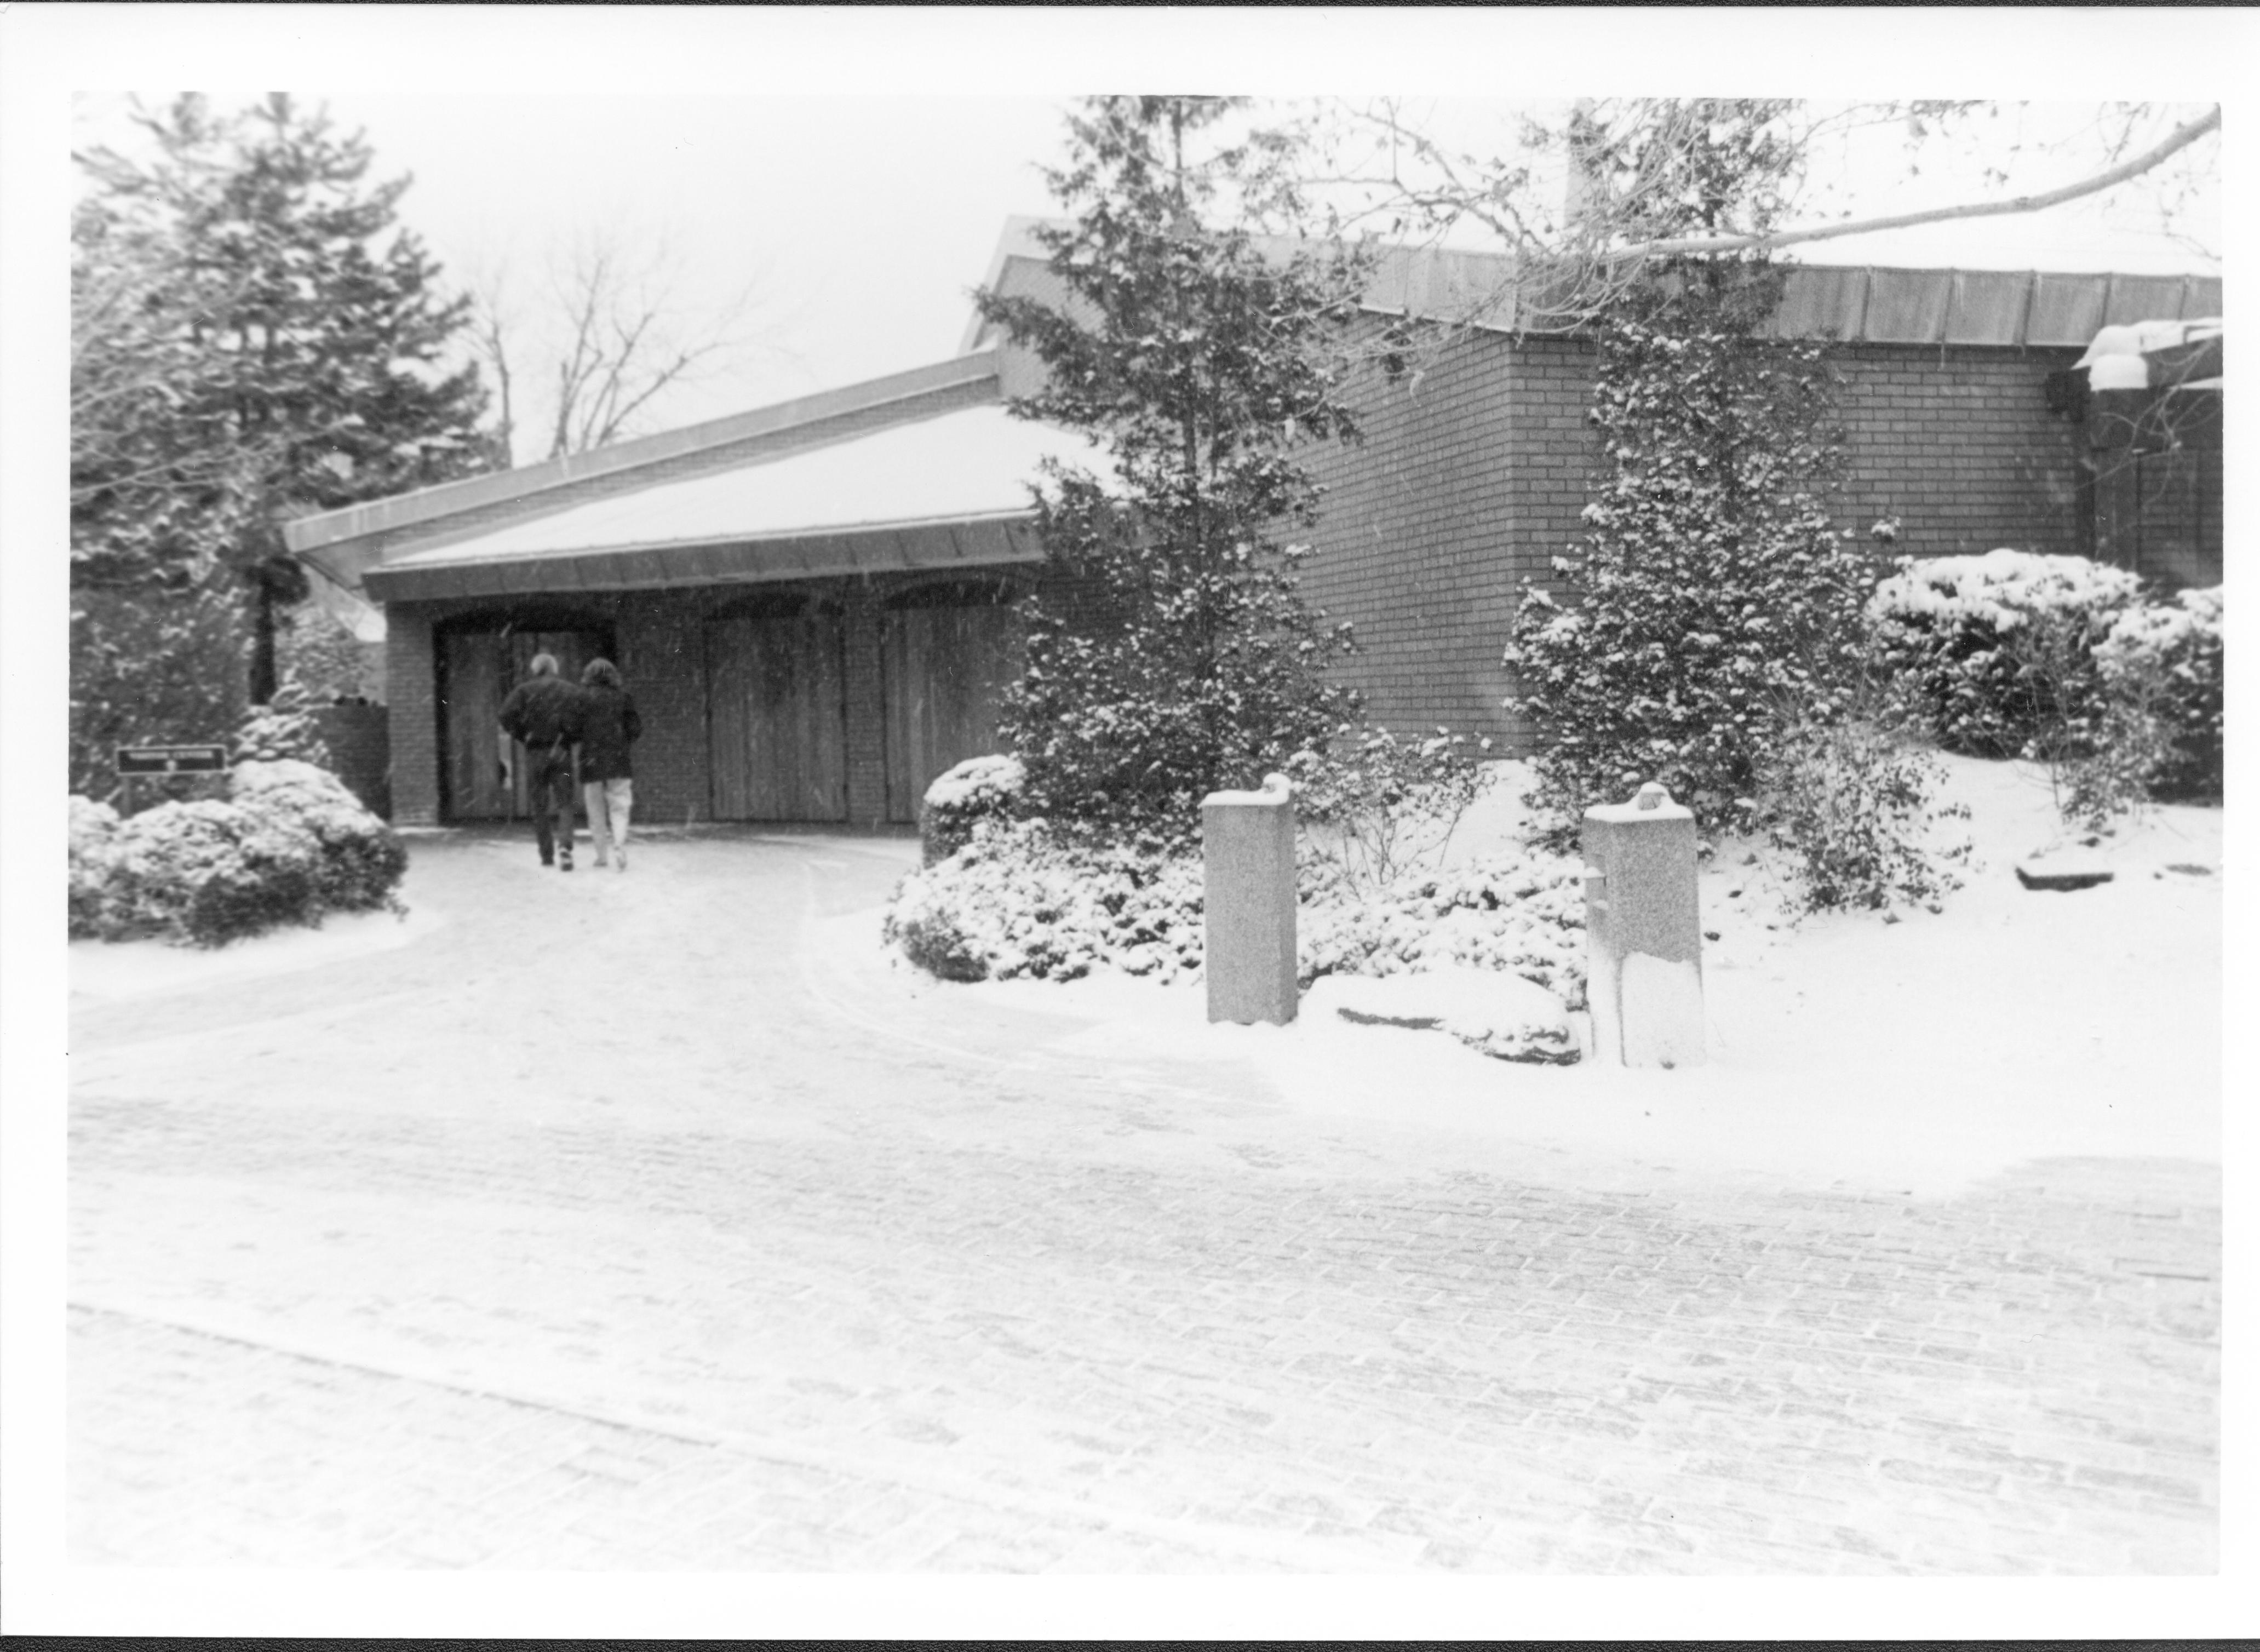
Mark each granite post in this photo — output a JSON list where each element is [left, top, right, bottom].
[[1581, 781, 1705, 1068], [1202, 772, 1298, 1025]]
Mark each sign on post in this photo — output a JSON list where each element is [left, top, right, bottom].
[[116, 744, 230, 776]]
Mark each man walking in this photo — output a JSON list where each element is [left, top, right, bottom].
[[497, 652, 586, 870]]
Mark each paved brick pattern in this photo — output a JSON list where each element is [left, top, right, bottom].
[[67, 836, 2218, 1572]]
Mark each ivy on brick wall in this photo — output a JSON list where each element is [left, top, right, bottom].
[[1505, 256, 1885, 843]]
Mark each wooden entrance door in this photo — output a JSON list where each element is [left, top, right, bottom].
[[439, 624, 609, 821], [707, 605, 849, 822], [880, 590, 1022, 824]]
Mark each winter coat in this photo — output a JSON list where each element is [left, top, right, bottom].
[[498, 675, 586, 751], [576, 684, 642, 781]]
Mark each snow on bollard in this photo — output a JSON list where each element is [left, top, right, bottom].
[[1581, 781, 1705, 1068], [1202, 771, 1298, 1026]]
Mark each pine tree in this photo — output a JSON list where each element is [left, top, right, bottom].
[[973, 96, 1372, 844], [73, 94, 494, 719]]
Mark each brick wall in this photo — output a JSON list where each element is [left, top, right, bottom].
[[1301, 330, 2090, 754], [385, 609, 439, 825], [1832, 343, 2087, 562], [1297, 328, 1579, 752], [312, 703, 391, 819]]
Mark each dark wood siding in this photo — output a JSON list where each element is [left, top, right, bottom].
[[706, 609, 850, 822], [880, 592, 1022, 824], [439, 624, 607, 821]]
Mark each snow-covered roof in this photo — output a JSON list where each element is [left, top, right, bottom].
[[360, 404, 1108, 602], [2073, 316, 2222, 392]]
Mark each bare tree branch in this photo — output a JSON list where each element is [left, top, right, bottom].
[[1621, 105, 2219, 259], [469, 224, 783, 466]]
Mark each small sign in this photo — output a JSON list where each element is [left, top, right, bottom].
[[116, 743, 230, 776]]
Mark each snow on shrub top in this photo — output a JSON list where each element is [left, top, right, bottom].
[[923, 754, 1025, 813], [2098, 584, 2223, 667], [1868, 548, 2146, 632]]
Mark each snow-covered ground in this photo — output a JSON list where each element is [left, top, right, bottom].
[[67, 754, 2219, 1201], [839, 755, 2221, 1197], [68, 903, 444, 1001]]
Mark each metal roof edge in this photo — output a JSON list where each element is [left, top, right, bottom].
[[283, 352, 1005, 555]]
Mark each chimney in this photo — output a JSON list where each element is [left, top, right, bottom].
[[1563, 97, 1605, 239]]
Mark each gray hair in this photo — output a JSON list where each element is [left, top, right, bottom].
[[528, 652, 560, 678], [582, 657, 622, 689]]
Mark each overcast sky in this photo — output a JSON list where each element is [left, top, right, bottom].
[[47, 9, 2232, 456]]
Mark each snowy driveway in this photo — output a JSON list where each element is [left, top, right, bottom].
[[68, 827, 2218, 1573]]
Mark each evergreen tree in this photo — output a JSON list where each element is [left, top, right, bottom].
[[973, 96, 1372, 844], [1504, 101, 1881, 841], [73, 94, 493, 719]]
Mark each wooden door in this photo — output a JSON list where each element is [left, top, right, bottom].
[[707, 610, 848, 821], [881, 599, 1020, 824], [440, 626, 606, 821]]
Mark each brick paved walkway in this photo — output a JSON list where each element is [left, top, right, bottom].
[[66, 831, 2219, 1572]]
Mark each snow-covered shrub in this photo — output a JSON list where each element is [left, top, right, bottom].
[[1747, 716, 1969, 913], [68, 796, 123, 939], [1505, 273, 1880, 847], [1288, 725, 1493, 894], [1868, 549, 2144, 759], [97, 797, 326, 947], [232, 679, 333, 768], [231, 759, 407, 913], [2094, 586, 2222, 804], [919, 754, 1025, 867], [887, 814, 1588, 1017], [1299, 848, 1588, 1008], [886, 818, 1205, 983], [70, 759, 406, 947]]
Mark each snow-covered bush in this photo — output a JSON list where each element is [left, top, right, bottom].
[[1746, 716, 1969, 912], [68, 796, 123, 939], [231, 759, 407, 913], [1299, 848, 1588, 1008], [232, 679, 333, 767], [96, 796, 325, 947], [919, 754, 1026, 867], [2095, 586, 2223, 804], [70, 759, 405, 947], [887, 818, 1204, 983], [1288, 725, 1494, 894], [887, 816, 1588, 1020], [1868, 549, 2144, 759]]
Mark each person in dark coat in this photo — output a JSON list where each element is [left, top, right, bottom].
[[497, 652, 587, 870], [577, 657, 642, 871]]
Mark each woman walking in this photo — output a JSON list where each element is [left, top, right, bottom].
[[577, 658, 642, 870]]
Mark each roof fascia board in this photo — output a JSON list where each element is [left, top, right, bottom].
[[284, 351, 1002, 555], [365, 517, 1043, 604]]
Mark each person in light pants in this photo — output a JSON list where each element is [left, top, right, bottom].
[[576, 657, 642, 870]]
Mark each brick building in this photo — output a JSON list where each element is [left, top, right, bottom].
[[970, 223, 2223, 748], [284, 221, 2221, 825]]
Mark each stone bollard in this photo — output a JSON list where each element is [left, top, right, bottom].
[[1202, 772, 1298, 1025], [1581, 781, 1705, 1068]]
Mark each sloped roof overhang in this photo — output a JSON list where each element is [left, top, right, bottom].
[[361, 512, 1045, 604]]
